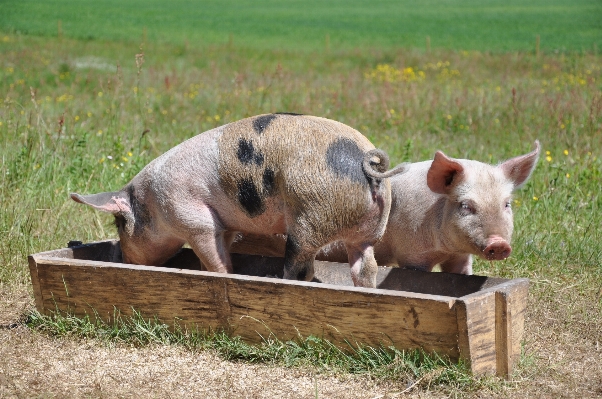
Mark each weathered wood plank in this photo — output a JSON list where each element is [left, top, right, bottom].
[[231, 233, 285, 258], [456, 279, 529, 377], [29, 240, 529, 379], [495, 279, 529, 378], [27, 256, 45, 314], [32, 258, 461, 358], [455, 290, 497, 375]]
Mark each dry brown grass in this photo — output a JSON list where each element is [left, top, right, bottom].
[[1, 283, 601, 398], [0, 291, 432, 399]]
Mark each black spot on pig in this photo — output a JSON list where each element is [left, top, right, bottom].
[[127, 185, 151, 236], [262, 168, 276, 195], [284, 235, 310, 281], [252, 114, 277, 134], [237, 139, 264, 166], [254, 152, 264, 166], [275, 112, 303, 116], [296, 268, 308, 281], [284, 234, 301, 259], [326, 138, 368, 185], [237, 178, 264, 217]]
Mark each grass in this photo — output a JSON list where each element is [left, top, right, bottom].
[[1, 34, 601, 283], [0, 7, 601, 396], [25, 308, 474, 387], [0, 0, 601, 52]]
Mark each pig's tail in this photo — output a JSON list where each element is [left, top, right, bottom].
[[362, 149, 409, 179]]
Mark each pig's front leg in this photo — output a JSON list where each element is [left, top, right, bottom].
[[188, 230, 234, 273], [183, 207, 235, 274], [282, 234, 316, 282], [347, 243, 378, 288], [439, 254, 473, 275]]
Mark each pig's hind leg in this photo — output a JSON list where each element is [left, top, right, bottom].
[[346, 243, 378, 288]]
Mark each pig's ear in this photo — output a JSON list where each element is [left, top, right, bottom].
[[427, 151, 465, 194], [70, 191, 132, 215], [499, 140, 541, 189]]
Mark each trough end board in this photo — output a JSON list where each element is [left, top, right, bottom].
[[455, 290, 497, 376], [27, 255, 45, 314], [494, 279, 529, 378]]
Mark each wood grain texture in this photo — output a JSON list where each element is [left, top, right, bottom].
[[27, 255, 44, 313], [31, 257, 460, 357], [29, 240, 529, 378], [495, 279, 529, 378], [456, 290, 497, 375], [231, 233, 286, 257]]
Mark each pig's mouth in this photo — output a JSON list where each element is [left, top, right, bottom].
[[479, 237, 512, 261]]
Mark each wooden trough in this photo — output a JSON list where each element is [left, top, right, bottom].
[[28, 238, 528, 379]]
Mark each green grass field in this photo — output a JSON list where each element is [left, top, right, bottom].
[[1, 2, 602, 397], [1, 0, 601, 52]]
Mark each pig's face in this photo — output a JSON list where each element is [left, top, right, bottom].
[[440, 164, 515, 260], [427, 142, 540, 262], [71, 187, 184, 266]]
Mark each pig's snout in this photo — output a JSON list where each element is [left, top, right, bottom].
[[482, 236, 512, 260]]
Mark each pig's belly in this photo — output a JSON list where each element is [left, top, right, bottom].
[[218, 195, 288, 235]]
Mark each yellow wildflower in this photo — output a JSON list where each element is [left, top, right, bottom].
[[563, 149, 569, 156]]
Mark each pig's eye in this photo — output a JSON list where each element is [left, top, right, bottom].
[[505, 201, 512, 209], [459, 202, 475, 215]]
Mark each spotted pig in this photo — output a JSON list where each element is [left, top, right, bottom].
[[71, 114, 408, 287]]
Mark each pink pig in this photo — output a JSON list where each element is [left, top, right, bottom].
[[317, 141, 541, 274]]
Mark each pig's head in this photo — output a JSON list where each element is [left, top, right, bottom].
[[426, 141, 540, 261], [70, 186, 178, 265]]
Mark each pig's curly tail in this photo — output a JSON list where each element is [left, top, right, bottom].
[[362, 149, 409, 179]]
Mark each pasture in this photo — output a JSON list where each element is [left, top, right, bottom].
[[1, 1, 602, 397], [1, 0, 601, 51]]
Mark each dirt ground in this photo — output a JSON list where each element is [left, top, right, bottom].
[[1, 285, 601, 398]]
